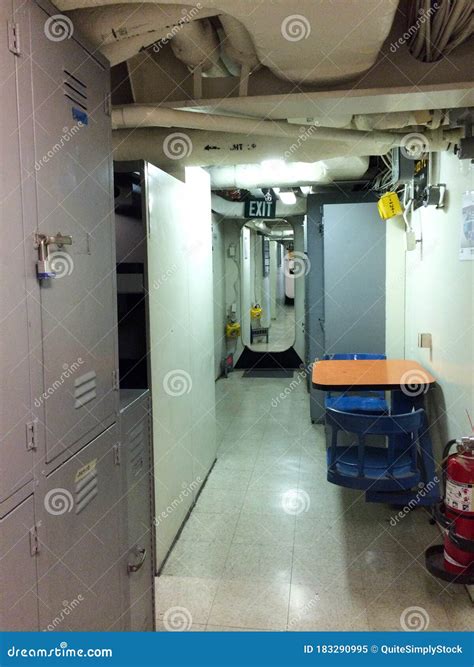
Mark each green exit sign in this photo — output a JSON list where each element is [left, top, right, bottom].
[[244, 198, 276, 219]]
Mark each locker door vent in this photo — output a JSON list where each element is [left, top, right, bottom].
[[63, 70, 88, 111], [75, 467, 98, 514], [128, 422, 145, 476], [74, 370, 97, 409]]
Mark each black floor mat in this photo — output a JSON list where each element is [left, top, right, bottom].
[[243, 369, 294, 379]]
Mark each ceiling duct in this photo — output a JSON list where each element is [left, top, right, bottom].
[[57, 0, 399, 86], [65, 4, 217, 65], [207, 158, 370, 189]]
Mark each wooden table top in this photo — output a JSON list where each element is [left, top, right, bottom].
[[312, 359, 436, 391]]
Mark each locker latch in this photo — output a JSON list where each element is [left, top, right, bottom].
[[35, 232, 73, 280], [29, 525, 40, 556], [26, 420, 37, 451], [113, 443, 121, 466], [8, 21, 20, 56]]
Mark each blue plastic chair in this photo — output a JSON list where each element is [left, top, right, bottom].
[[324, 353, 388, 414], [326, 408, 424, 492]]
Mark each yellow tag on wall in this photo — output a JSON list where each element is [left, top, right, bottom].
[[378, 192, 403, 219]]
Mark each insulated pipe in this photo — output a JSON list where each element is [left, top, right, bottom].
[[170, 19, 223, 72], [207, 157, 369, 189], [218, 14, 260, 70], [112, 105, 455, 149], [66, 5, 216, 65], [112, 127, 394, 169]]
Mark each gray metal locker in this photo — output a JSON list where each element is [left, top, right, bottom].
[[28, 0, 118, 467], [0, 0, 35, 506], [120, 391, 154, 631], [36, 425, 124, 631], [0, 495, 39, 630]]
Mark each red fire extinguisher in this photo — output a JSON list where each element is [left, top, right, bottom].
[[426, 436, 474, 584], [443, 437, 474, 575]]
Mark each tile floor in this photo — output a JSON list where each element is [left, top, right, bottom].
[[156, 371, 473, 632]]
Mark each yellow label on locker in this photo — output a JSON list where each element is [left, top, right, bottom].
[[75, 458, 97, 483]]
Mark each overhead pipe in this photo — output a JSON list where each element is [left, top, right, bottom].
[[170, 19, 229, 77], [66, 4, 216, 65], [207, 158, 369, 189], [112, 127, 393, 170], [112, 105, 458, 150]]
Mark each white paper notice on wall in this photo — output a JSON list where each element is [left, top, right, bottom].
[[459, 190, 474, 261]]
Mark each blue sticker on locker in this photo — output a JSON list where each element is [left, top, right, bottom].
[[72, 107, 88, 126]]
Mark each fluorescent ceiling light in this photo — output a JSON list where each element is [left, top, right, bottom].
[[300, 186, 312, 195], [278, 191, 296, 205]]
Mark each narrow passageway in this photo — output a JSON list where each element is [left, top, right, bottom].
[[156, 373, 471, 631]]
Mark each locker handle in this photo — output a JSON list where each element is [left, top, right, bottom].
[[127, 547, 147, 574]]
